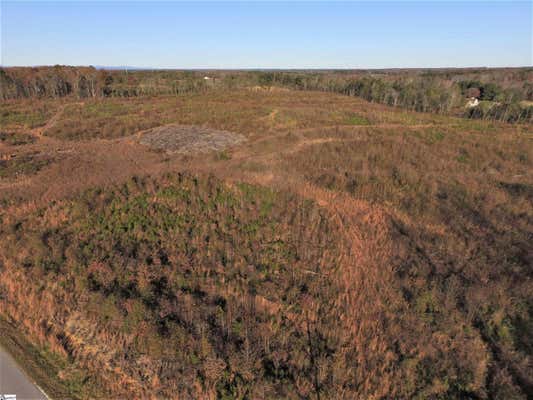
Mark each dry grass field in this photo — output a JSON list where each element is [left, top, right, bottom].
[[0, 87, 532, 399]]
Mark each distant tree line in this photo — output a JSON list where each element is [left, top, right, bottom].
[[0, 66, 218, 100], [0, 66, 101, 98], [1, 66, 531, 123], [253, 70, 533, 123]]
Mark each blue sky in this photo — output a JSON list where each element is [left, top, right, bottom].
[[1, 1, 531, 68]]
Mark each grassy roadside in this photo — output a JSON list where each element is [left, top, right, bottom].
[[0, 316, 74, 400]]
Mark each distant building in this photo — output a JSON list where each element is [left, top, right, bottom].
[[466, 97, 479, 108], [203, 76, 212, 80]]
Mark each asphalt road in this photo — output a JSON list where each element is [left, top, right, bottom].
[[0, 346, 47, 400]]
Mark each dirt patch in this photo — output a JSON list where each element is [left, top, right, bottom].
[[138, 124, 246, 154]]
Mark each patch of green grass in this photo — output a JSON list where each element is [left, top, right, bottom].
[[345, 113, 370, 125], [0, 108, 51, 129], [426, 130, 445, 144]]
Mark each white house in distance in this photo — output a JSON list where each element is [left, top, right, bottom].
[[203, 76, 215, 86], [466, 97, 480, 108]]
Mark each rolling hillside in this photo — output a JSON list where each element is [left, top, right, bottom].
[[0, 82, 532, 399]]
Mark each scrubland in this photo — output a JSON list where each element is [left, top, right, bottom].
[[0, 84, 532, 399], [2, 66, 532, 122]]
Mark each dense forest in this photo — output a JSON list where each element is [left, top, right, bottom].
[[1, 66, 532, 123]]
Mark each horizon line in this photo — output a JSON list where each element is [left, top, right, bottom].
[[2, 64, 532, 71]]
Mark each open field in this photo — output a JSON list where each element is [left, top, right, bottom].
[[0, 87, 532, 399], [2, 66, 532, 123]]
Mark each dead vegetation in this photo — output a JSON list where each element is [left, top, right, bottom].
[[0, 151, 53, 179], [138, 124, 246, 154], [0, 86, 531, 399], [0, 131, 36, 146]]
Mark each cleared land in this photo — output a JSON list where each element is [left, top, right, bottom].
[[0, 87, 532, 399], [138, 124, 246, 154]]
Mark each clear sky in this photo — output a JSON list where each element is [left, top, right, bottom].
[[1, 1, 531, 69]]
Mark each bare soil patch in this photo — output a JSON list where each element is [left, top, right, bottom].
[[138, 124, 246, 154]]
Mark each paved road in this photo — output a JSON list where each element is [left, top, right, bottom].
[[0, 346, 47, 400]]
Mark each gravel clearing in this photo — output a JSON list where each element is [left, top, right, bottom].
[[139, 124, 246, 154]]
